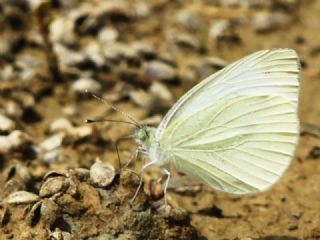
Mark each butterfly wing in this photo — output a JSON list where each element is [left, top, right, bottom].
[[158, 49, 300, 194]]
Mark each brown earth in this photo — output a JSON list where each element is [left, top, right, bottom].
[[0, 0, 320, 239]]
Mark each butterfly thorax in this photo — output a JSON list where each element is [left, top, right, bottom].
[[133, 125, 171, 166]]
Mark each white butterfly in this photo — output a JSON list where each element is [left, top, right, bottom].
[[130, 49, 300, 204]]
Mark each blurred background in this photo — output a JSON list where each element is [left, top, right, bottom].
[[0, 0, 320, 239]]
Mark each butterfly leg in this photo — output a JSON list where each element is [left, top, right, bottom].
[[160, 168, 171, 206], [131, 161, 156, 203], [121, 148, 139, 171]]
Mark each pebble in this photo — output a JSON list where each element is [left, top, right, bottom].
[[129, 89, 153, 109], [98, 27, 119, 45], [49, 17, 76, 45], [102, 42, 137, 61], [0, 37, 11, 57], [7, 130, 32, 149], [42, 149, 63, 164], [131, 41, 156, 58], [133, 1, 150, 18], [149, 82, 174, 108], [71, 77, 102, 93], [209, 20, 238, 41], [175, 10, 205, 31], [0, 65, 15, 81], [0, 136, 12, 153], [39, 133, 65, 152], [220, 0, 265, 8], [49, 118, 74, 133], [171, 32, 202, 51], [90, 160, 116, 188], [252, 11, 288, 33], [15, 54, 40, 82], [4, 191, 39, 204], [4, 101, 23, 118], [143, 60, 176, 82], [70, 125, 94, 139], [84, 42, 106, 68], [197, 56, 228, 79], [0, 114, 16, 132], [54, 44, 86, 68], [12, 91, 35, 108], [39, 177, 66, 198]]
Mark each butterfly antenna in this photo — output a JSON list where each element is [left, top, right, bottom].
[[85, 89, 140, 127]]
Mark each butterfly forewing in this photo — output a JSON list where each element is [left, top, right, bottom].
[[157, 49, 300, 194]]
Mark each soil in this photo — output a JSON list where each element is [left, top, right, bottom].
[[0, 0, 320, 239]]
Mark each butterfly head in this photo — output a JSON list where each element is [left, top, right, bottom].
[[133, 125, 156, 146]]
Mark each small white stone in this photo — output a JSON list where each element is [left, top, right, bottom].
[[49, 118, 74, 133], [39, 133, 65, 152], [209, 20, 237, 41], [71, 77, 102, 93], [175, 10, 205, 31], [129, 89, 153, 108], [90, 160, 115, 188], [0, 136, 11, 153], [149, 82, 174, 107], [5, 191, 39, 204], [0, 114, 16, 132], [144, 61, 176, 82], [252, 12, 288, 33], [49, 17, 76, 45], [4, 101, 23, 118], [8, 130, 32, 148], [70, 125, 94, 139], [98, 27, 119, 44], [42, 148, 62, 164]]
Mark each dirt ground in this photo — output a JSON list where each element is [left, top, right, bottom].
[[1, 0, 320, 239]]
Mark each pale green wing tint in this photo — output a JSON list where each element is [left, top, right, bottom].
[[156, 49, 299, 140], [157, 49, 300, 194]]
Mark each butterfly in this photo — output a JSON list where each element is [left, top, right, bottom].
[[131, 48, 300, 204]]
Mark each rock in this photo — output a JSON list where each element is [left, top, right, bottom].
[[4, 191, 39, 204], [175, 10, 205, 31], [209, 20, 239, 41], [90, 160, 116, 188], [197, 56, 228, 79], [129, 89, 153, 108], [149, 81, 174, 109], [252, 11, 288, 33], [4, 101, 23, 118], [42, 148, 63, 164], [143, 60, 176, 82], [0, 136, 12, 153], [49, 16, 76, 45], [15, 54, 40, 82], [171, 32, 202, 51], [0, 114, 16, 132], [54, 44, 86, 68], [98, 27, 119, 45], [102, 42, 137, 61], [71, 77, 102, 93], [39, 133, 65, 152], [83, 41, 105, 68], [49, 118, 74, 133], [70, 125, 94, 139], [131, 40, 156, 59], [7, 130, 32, 148], [39, 177, 67, 198]]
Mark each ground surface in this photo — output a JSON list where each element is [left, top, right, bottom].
[[0, 0, 320, 239]]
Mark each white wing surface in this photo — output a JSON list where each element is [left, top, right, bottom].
[[158, 49, 300, 194]]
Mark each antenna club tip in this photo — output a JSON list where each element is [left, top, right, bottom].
[[85, 119, 92, 123]]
